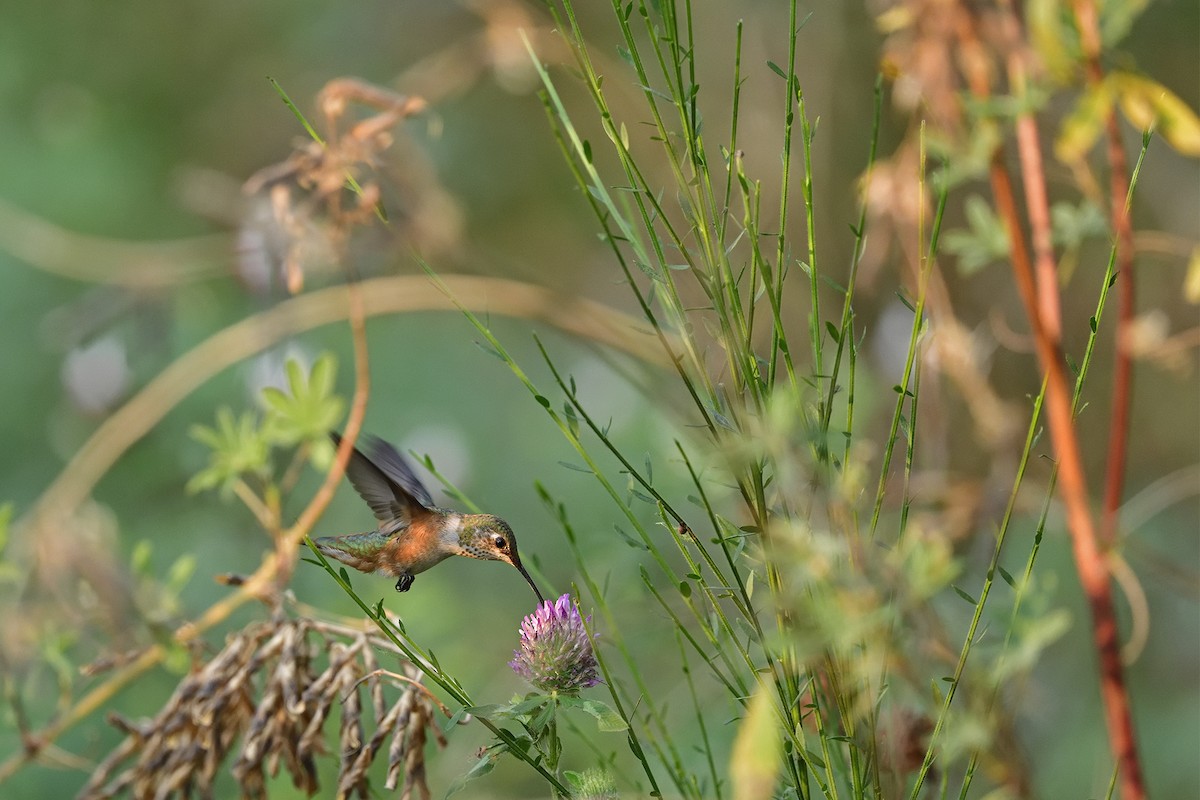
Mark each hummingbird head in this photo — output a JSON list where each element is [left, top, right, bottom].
[[458, 514, 544, 603]]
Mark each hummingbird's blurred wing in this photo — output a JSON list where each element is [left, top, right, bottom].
[[361, 435, 438, 509], [330, 432, 436, 523]]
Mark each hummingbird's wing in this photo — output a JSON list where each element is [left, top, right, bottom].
[[330, 431, 436, 523], [361, 435, 437, 509]]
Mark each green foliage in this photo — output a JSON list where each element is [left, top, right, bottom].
[[129, 539, 196, 626], [186, 407, 270, 494], [943, 195, 1010, 275], [188, 353, 341, 495], [1051, 199, 1107, 248], [260, 353, 344, 447]]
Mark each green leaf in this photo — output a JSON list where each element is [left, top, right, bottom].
[[285, 358, 305, 396], [463, 703, 502, 717], [563, 402, 580, 436], [559, 696, 628, 732], [635, 259, 665, 283], [629, 489, 654, 504], [188, 407, 270, 495], [310, 353, 335, 399], [729, 685, 782, 800], [1050, 201, 1106, 248], [473, 340, 505, 361], [445, 747, 502, 797], [166, 554, 196, 592], [613, 524, 648, 550], [952, 584, 977, 605], [444, 705, 474, 729], [260, 353, 345, 446], [998, 565, 1016, 588], [528, 700, 556, 735], [943, 195, 1009, 274], [994, 608, 1072, 681], [259, 387, 291, 416], [505, 694, 554, 716]]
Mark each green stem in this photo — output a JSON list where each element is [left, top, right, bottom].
[[547, 698, 562, 797]]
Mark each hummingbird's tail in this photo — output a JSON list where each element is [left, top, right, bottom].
[[312, 530, 390, 575]]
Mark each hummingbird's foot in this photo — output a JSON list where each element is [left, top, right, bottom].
[[395, 573, 415, 592]]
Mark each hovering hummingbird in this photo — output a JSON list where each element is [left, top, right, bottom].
[[315, 431, 544, 602]]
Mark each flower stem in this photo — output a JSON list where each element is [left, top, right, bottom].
[[547, 697, 562, 797]]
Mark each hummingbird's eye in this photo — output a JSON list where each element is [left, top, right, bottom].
[[492, 534, 508, 550]]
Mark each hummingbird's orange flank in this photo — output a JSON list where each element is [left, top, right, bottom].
[[316, 431, 544, 602]]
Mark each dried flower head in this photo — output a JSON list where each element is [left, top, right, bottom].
[[239, 78, 426, 295], [508, 594, 600, 694]]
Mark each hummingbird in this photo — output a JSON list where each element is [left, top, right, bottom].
[[315, 431, 544, 602]]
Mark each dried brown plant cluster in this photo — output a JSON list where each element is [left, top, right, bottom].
[[77, 616, 445, 800], [240, 79, 428, 295]]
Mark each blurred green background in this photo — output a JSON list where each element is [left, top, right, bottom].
[[1, 1, 1197, 797]]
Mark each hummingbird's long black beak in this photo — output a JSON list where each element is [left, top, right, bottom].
[[513, 561, 545, 604]]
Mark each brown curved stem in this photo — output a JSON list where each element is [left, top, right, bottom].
[[0, 196, 228, 288], [16, 274, 672, 541], [0, 276, 371, 784]]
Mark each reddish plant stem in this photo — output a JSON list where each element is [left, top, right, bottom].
[[1073, 0, 1137, 548], [996, 1, 1062, 341], [958, 5, 1146, 797], [1013, 108, 1062, 341], [990, 152, 1146, 800]]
